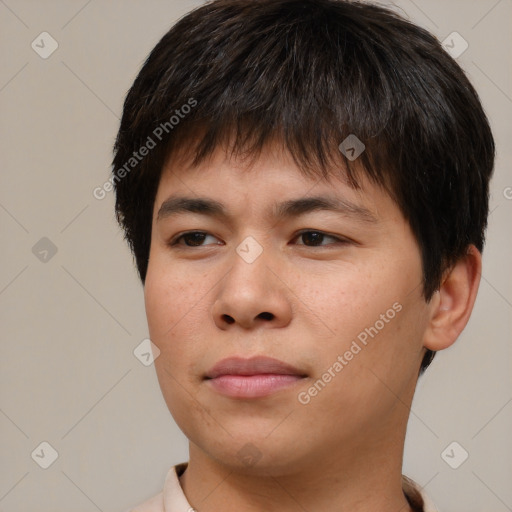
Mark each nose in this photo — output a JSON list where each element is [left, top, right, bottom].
[[211, 246, 293, 331]]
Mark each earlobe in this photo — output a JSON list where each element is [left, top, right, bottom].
[[423, 245, 482, 352]]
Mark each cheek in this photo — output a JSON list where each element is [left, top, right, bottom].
[[143, 260, 209, 390], [144, 254, 210, 339], [295, 264, 387, 344], [144, 261, 209, 422], [301, 261, 426, 394]]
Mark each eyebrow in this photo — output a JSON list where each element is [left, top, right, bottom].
[[156, 195, 378, 224]]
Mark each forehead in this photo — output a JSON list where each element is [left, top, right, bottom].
[[154, 140, 395, 225], [161, 134, 352, 185]]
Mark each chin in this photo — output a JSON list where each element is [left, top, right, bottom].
[[193, 429, 313, 477]]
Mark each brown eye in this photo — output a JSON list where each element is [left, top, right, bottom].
[[294, 230, 346, 247], [171, 231, 219, 247]]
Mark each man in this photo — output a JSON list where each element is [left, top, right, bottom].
[[112, 1, 495, 510]]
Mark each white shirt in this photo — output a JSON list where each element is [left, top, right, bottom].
[[126, 462, 439, 512]]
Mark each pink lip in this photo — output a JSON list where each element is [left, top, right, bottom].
[[205, 356, 307, 399]]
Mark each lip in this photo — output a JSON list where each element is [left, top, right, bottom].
[[204, 356, 307, 399], [205, 356, 305, 378]]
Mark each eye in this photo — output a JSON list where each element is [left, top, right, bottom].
[[169, 229, 349, 249], [292, 230, 348, 247], [170, 231, 221, 247]]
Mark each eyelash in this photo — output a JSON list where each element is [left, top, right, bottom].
[[169, 230, 351, 249]]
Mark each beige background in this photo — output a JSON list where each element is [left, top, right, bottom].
[[1, 0, 511, 511]]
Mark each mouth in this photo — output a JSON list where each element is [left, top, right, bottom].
[[204, 356, 308, 399]]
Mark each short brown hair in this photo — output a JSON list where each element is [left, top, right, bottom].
[[112, 0, 495, 373]]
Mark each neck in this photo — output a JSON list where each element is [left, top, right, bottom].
[[179, 427, 413, 512]]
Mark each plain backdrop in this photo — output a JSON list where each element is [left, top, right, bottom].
[[1, 1, 511, 511]]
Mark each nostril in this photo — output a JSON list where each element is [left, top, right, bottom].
[[258, 312, 274, 321], [222, 315, 235, 324]]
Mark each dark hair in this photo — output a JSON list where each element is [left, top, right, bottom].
[[112, 0, 495, 374]]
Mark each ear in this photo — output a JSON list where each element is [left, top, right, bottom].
[[423, 245, 482, 352]]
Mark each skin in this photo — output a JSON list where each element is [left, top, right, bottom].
[[144, 140, 481, 512]]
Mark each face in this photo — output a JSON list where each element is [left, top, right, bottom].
[[144, 142, 432, 476]]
